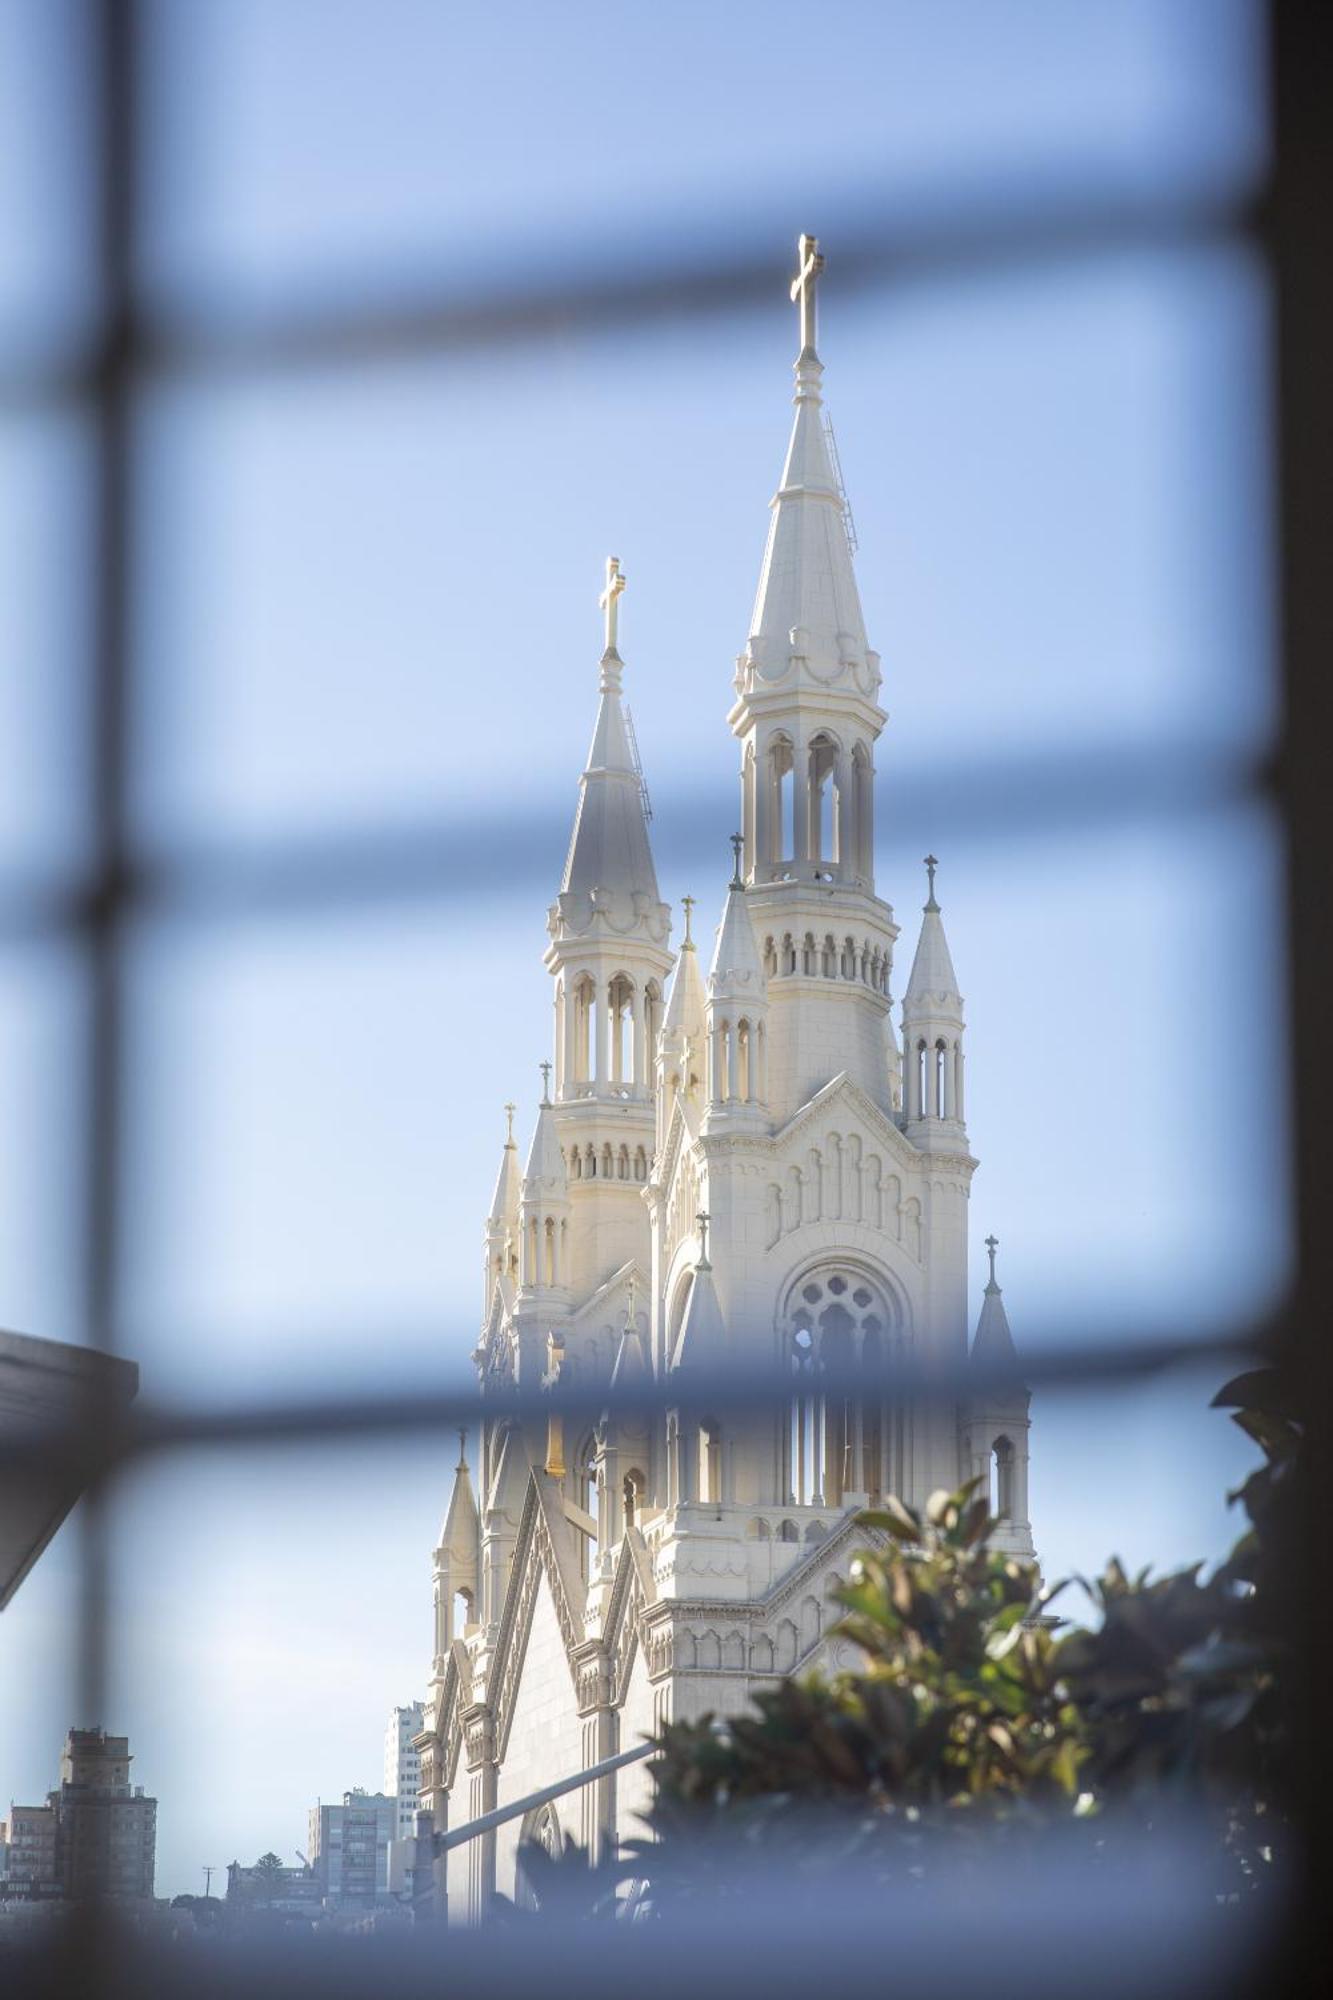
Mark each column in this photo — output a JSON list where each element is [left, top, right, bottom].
[[727, 1022, 740, 1101], [632, 986, 646, 1092], [834, 749, 851, 871], [954, 1042, 966, 1122], [793, 736, 811, 868], [742, 747, 756, 880], [755, 739, 772, 873]]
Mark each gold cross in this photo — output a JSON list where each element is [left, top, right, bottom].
[[790, 233, 824, 357], [599, 555, 627, 654]]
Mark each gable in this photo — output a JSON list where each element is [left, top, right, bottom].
[[763, 1078, 929, 1263]]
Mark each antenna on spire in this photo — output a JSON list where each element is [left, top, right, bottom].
[[790, 233, 824, 360], [985, 1235, 999, 1288], [924, 854, 939, 911], [729, 832, 745, 889], [681, 893, 695, 947], [504, 1101, 516, 1145], [539, 1060, 552, 1105]]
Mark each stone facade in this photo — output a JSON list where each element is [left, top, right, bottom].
[[415, 237, 1035, 1920]]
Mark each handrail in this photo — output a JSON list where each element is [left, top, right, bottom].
[[435, 1741, 656, 1854]]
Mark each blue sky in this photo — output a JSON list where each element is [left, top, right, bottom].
[[0, 0, 1282, 1900]]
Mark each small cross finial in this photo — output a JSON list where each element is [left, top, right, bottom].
[[598, 555, 627, 656], [503, 1101, 516, 1145], [729, 832, 744, 889], [456, 1426, 469, 1473], [681, 893, 695, 947], [924, 853, 939, 909], [696, 1208, 711, 1269], [985, 1234, 999, 1286], [539, 1060, 552, 1105], [790, 233, 825, 359]]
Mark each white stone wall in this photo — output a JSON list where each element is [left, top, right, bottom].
[[492, 1573, 587, 1899]]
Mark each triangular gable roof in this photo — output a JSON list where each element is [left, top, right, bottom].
[[566, 1258, 648, 1332], [490, 1470, 589, 1761], [767, 1069, 924, 1173]]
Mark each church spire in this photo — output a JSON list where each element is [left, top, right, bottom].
[[735, 234, 878, 714], [971, 1235, 1018, 1367], [704, 840, 769, 1126], [557, 556, 663, 932]]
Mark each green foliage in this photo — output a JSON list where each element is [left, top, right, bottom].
[[507, 1373, 1298, 1911], [634, 1371, 1298, 1897]]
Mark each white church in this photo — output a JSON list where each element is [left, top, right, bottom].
[[415, 237, 1034, 1919]]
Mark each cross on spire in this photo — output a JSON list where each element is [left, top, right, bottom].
[[681, 893, 695, 947], [730, 831, 745, 889], [456, 1426, 469, 1472], [696, 1208, 711, 1269], [504, 1101, 516, 1145], [539, 1060, 552, 1105], [985, 1234, 999, 1286], [924, 853, 939, 910], [599, 555, 627, 656], [790, 232, 825, 359]]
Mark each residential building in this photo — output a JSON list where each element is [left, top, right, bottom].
[[52, 1729, 156, 1900], [383, 1702, 425, 1844], [415, 234, 1035, 1918], [307, 1791, 397, 1905], [1, 1806, 58, 1899]]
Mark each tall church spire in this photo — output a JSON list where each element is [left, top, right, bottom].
[[737, 235, 878, 711]]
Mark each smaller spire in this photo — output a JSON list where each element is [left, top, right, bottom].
[[487, 1104, 522, 1227], [923, 853, 939, 912], [670, 1256, 726, 1374], [523, 1095, 566, 1184], [437, 1446, 479, 1559], [971, 1235, 1019, 1370]]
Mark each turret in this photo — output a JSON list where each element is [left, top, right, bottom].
[[703, 837, 769, 1133], [901, 856, 966, 1140], [656, 893, 705, 1152], [961, 1237, 1034, 1561], [517, 1072, 569, 1299], [483, 1103, 521, 1318], [432, 1431, 480, 1659]]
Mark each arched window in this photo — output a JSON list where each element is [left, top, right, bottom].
[[608, 973, 635, 1087], [699, 1419, 722, 1506], [808, 733, 839, 866], [601, 1142, 613, 1178], [763, 935, 777, 978], [782, 932, 796, 975], [452, 1586, 474, 1641], [575, 1437, 600, 1579], [935, 1037, 948, 1118], [841, 935, 856, 979], [543, 1214, 556, 1287], [852, 741, 872, 877], [737, 1018, 752, 1101], [633, 1145, 648, 1182], [572, 975, 596, 1085], [617, 1143, 630, 1181], [769, 733, 795, 862], [992, 1436, 1015, 1518], [821, 933, 836, 978], [643, 981, 662, 1078], [585, 1143, 596, 1179], [802, 932, 816, 975], [782, 1268, 902, 1505]]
